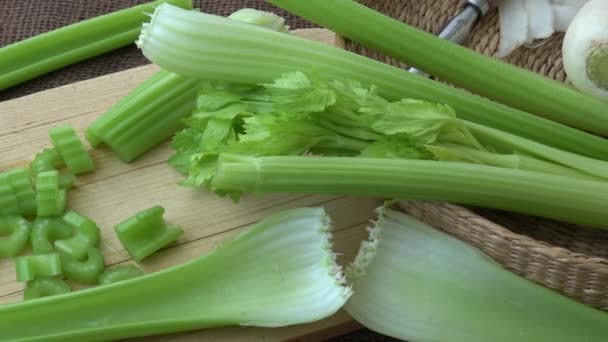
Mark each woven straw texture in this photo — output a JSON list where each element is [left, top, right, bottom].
[[339, 0, 608, 311]]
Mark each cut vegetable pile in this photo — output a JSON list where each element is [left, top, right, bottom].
[[2, 1, 608, 341]]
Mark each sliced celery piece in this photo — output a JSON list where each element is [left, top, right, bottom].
[[0, 0, 193, 91], [15, 253, 62, 282], [35, 170, 64, 217], [344, 207, 608, 341], [24, 277, 71, 300], [137, 4, 608, 160], [0, 208, 351, 341], [0, 173, 20, 216], [49, 125, 94, 175], [268, 0, 608, 135], [0, 216, 31, 258], [61, 247, 105, 284], [211, 155, 608, 229], [6, 168, 37, 217]]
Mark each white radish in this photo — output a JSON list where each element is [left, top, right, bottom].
[[563, 0, 608, 101]]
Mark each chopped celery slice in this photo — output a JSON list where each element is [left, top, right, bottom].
[[98, 264, 144, 285], [55, 211, 101, 260], [344, 207, 608, 341], [0, 0, 193, 91], [137, 3, 608, 161], [114, 206, 183, 261], [0, 216, 31, 258], [24, 277, 71, 301], [6, 168, 37, 217], [31, 217, 73, 255], [61, 247, 105, 284], [0, 208, 351, 341], [49, 125, 95, 174], [0, 173, 20, 216], [268, 0, 608, 135], [15, 253, 62, 282], [35, 170, 64, 217], [211, 155, 608, 229]]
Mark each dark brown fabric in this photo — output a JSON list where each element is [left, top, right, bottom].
[[0, 0, 317, 101]]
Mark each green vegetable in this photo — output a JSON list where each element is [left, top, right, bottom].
[[227, 8, 290, 33], [0, 216, 31, 258], [29, 148, 76, 189], [30, 217, 73, 255], [114, 206, 183, 261], [0, 208, 351, 341], [24, 277, 71, 301], [35, 170, 66, 217], [61, 247, 105, 284], [137, 3, 608, 160], [15, 253, 62, 282], [49, 125, 95, 175], [98, 264, 144, 285], [267, 0, 608, 135], [0, 0, 193, 91], [54, 211, 101, 260], [344, 207, 608, 341], [210, 154, 608, 228], [6, 168, 37, 217], [85, 70, 199, 162], [86, 7, 294, 162], [0, 173, 20, 216]]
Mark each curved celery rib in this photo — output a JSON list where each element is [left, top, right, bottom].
[[0, 208, 351, 341], [86, 70, 199, 162], [61, 247, 105, 285], [211, 155, 608, 229], [0, 216, 31, 258], [268, 0, 608, 135], [344, 208, 608, 341], [6, 168, 37, 217], [0, 0, 193, 91], [137, 4, 608, 161], [49, 125, 95, 175]]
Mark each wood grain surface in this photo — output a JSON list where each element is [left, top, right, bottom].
[[0, 29, 377, 341]]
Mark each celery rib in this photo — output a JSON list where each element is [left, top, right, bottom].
[[211, 155, 608, 229], [0, 0, 193, 91], [137, 4, 608, 160], [267, 0, 608, 135], [345, 208, 608, 341], [86, 70, 199, 162]]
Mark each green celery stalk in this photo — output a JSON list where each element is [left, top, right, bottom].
[[136, 4, 608, 160], [86, 70, 199, 161], [86, 8, 291, 162], [344, 207, 608, 341], [0, 208, 351, 341], [210, 155, 608, 229], [0, 0, 193, 91], [267, 0, 608, 135]]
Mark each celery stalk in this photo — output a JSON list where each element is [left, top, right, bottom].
[[0, 208, 351, 341], [0, 0, 193, 91], [210, 155, 608, 229], [267, 0, 608, 135], [86, 70, 199, 161], [136, 4, 608, 160], [344, 208, 608, 341]]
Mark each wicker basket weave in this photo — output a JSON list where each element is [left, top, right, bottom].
[[336, 0, 608, 310]]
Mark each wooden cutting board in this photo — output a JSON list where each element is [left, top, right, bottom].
[[0, 29, 380, 341]]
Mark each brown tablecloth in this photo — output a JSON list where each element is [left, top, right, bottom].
[[0, 0, 395, 340]]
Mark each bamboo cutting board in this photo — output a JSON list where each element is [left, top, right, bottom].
[[0, 29, 379, 341]]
